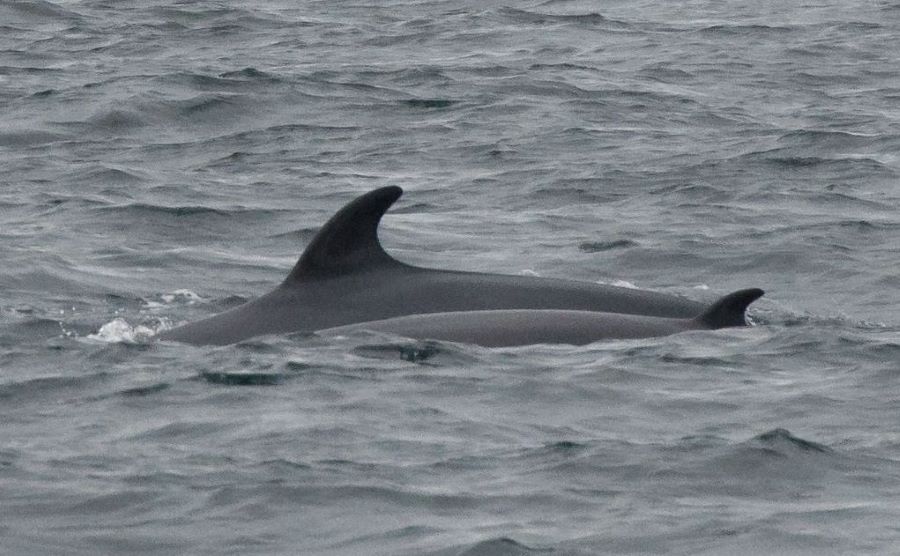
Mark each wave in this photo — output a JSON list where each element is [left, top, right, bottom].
[[0, 130, 68, 147], [71, 166, 148, 186], [750, 428, 832, 454], [85, 109, 148, 132], [401, 98, 458, 109], [92, 202, 285, 220], [0, 372, 107, 403], [0, 0, 84, 22], [199, 371, 286, 386], [694, 24, 797, 35], [218, 67, 282, 82], [776, 129, 890, 149], [578, 239, 639, 252], [119, 382, 171, 397], [499, 7, 629, 29], [145, 6, 290, 31], [454, 537, 546, 556]]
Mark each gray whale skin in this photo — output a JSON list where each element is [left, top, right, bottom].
[[319, 288, 764, 347], [158, 186, 709, 345]]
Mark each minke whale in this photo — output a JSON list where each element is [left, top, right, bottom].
[[319, 289, 764, 347], [157, 186, 705, 345]]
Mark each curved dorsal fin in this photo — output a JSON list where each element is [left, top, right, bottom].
[[285, 186, 405, 282], [695, 288, 764, 329]]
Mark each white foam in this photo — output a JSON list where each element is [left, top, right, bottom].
[[609, 279, 638, 289], [144, 289, 204, 309], [160, 289, 203, 304], [87, 318, 159, 344]]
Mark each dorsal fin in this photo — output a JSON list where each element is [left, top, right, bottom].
[[285, 186, 404, 282], [695, 288, 764, 329]]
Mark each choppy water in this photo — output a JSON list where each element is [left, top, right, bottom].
[[2, 0, 900, 554]]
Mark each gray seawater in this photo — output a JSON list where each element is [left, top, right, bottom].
[[2, 0, 900, 554]]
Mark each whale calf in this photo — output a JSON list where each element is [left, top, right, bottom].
[[157, 186, 704, 345], [320, 289, 764, 347]]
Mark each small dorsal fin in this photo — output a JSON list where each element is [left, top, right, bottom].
[[285, 186, 404, 282], [695, 288, 764, 329]]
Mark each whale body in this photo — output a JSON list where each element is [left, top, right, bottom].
[[157, 186, 704, 345], [319, 289, 764, 347]]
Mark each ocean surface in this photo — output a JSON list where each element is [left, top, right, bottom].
[[2, 0, 900, 554]]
